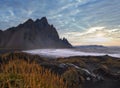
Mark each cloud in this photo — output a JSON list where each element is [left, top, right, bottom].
[[0, 0, 120, 46], [61, 26, 120, 46], [8, 10, 15, 17]]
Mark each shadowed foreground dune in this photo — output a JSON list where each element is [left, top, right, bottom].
[[0, 52, 120, 88]]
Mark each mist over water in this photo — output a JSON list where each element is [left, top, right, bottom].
[[24, 49, 120, 58]]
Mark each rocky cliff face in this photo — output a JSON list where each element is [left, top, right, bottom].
[[0, 17, 72, 49]]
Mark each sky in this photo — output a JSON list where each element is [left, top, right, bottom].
[[0, 0, 120, 46]]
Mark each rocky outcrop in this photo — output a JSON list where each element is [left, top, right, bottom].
[[0, 52, 120, 88], [0, 17, 72, 49]]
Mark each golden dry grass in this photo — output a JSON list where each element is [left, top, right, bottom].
[[0, 59, 67, 88]]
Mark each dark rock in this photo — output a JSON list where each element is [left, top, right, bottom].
[[24, 18, 34, 24], [0, 17, 72, 49]]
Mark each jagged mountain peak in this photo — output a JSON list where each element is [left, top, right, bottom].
[[24, 18, 34, 24], [0, 17, 72, 49], [35, 17, 48, 26], [19, 17, 49, 28], [40, 17, 47, 22], [35, 19, 40, 23]]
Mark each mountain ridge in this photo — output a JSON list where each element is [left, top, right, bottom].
[[0, 17, 72, 49]]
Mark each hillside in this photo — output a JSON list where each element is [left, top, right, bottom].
[[0, 17, 72, 50], [0, 52, 120, 88]]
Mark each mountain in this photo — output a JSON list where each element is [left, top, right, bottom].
[[75, 45, 120, 54], [0, 17, 72, 49]]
